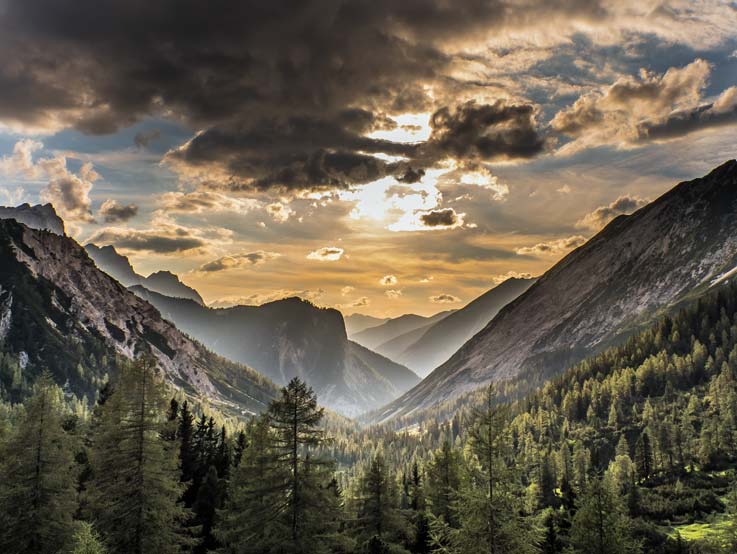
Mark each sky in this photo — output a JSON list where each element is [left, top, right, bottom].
[[0, 1, 736, 317]]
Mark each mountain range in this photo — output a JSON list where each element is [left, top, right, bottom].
[[355, 277, 535, 377], [372, 159, 737, 422], [85, 243, 204, 305], [0, 218, 276, 415], [131, 287, 419, 417]]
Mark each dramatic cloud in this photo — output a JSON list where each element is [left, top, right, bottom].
[[420, 208, 459, 227], [99, 199, 138, 223], [380, 275, 398, 286], [516, 235, 586, 256], [421, 100, 547, 162], [38, 159, 97, 222], [385, 289, 403, 298], [552, 59, 737, 152], [1, 139, 98, 222], [158, 191, 260, 214], [306, 247, 344, 262], [576, 195, 649, 231], [197, 251, 281, 273], [87, 228, 205, 254], [430, 294, 461, 304]]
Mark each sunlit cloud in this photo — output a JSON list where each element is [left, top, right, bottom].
[[515, 235, 586, 256], [430, 294, 461, 304], [380, 275, 398, 286], [306, 246, 345, 262]]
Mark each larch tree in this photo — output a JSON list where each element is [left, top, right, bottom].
[[0, 372, 77, 554], [88, 356, 189, 554]]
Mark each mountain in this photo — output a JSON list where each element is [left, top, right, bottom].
[[85, 243, 204, 305], [374, 160, 737, 421], [344, 313, 388, 336], [376, 277, 536, 376], [131, 287, 420, 417], [351, 310, 454, 351], [0, 203, 65, 235], [0, 219, 276, 414]]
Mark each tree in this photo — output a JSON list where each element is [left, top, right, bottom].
[[193, 465, 222, 553], [569, 477, 640, 554], [634, 431, 653, 481], [218, 378, 337, 554], [88, 357, 189, 554], [452, 385, 538, 554], [354, 453, 408, 551], [68, 522, 107, 554], [0, 372, 77, 554], [426, 441, 462, 526]]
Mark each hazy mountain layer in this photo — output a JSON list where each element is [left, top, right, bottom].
[[351, 310, 454, 351], [85, 243, 204, 305], [378, 277, 535, 377], [132, 287, 420, 417]]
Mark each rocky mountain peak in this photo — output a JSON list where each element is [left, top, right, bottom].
[[0, 203, 65, 236]]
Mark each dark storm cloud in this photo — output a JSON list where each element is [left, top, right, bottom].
[[99, 199, 139, 223], [420, 208, 458, 227], [88, 228, 205, 253], [0, 0, 603, 190], [637, 93, 737, 142], [422, 100, 548, 162], [397, 167, 425, 184]]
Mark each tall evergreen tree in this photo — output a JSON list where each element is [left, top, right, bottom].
[[354, 452, 408, 551], [88, 356, 189, 554], [426, 441, 462, 526], [452, 386, 538, 554], [0, 373, 77, 554], [569, 477, 640, 554]]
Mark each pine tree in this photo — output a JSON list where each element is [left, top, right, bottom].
[[354, 452, 408, 550], [634, 431, 653, 481], [0, 372, 77, 554], [216, 416, 284, 554], [88, 356, 189, 554], [193, 465, 222, 553], [268, 377, 335, 552], [426, 441, 462, 526], [569, 477, 640, 554], [452, 385, 538, 554], [69, 522, 107, 554]]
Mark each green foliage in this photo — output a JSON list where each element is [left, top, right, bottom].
[[0, 372, 77, 553], [88, 357, 189, 554], [68, 522, 106, 554]]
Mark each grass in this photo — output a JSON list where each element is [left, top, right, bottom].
[[666, 513, 733, 548]]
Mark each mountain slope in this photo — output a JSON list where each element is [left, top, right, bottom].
[[85, 243, 204, 305], [0, 219, 276, 414], [351, 310, 454, 351], [131, 287, 420, 416], [380, 277, 536, 376], [375, 160, 737, 421]]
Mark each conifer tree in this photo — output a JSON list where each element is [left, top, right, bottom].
[[0, 373, 77, 554], [569, 477, 640, 554], [88, 356, 189, 554], [452, 385, 538, 554], [426, 441, 462, 526], [69, 522, 107, 554], [354, 452, 408, 551]]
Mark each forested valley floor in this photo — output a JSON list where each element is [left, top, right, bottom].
[[4, 282, 737, 553]]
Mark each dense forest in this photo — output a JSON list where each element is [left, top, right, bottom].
[[4, 281, 737, 553]]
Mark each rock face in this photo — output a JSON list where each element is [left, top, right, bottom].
[[0, 219, 276, 414], [381, 278, 536, 377], [85, 244, 204, 305], [375, 160, 737, 421], [0, 203, 65, 235], [132, 287, 420, 417]]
